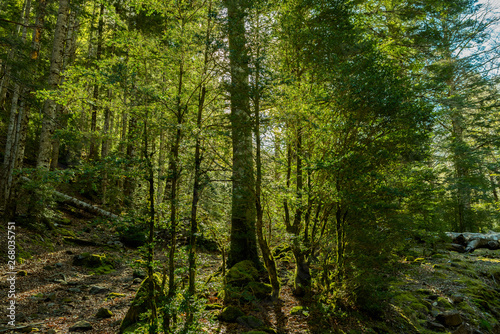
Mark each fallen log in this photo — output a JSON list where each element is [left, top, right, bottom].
[[21, 176, 121, 220], [445, 232, 500, 253]]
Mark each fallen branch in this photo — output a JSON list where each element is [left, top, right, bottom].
[[446, 232, 500, 253], [21, 176, 121, 220]]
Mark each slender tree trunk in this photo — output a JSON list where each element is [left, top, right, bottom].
[[225, 0, 259, 268], [186, 2, 213, 324], [1, 0, 32, 213], [252, 20, 279, 298], [37, 0, 69, 169], [291, 126, 310, 296], [89, 2, 105, 161], [50, 7, 79, 170], [142, 118, 158, 334], [490, 175, 498, 202]]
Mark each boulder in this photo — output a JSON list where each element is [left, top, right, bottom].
[[236, 315, 265, 328], [89, 285, 108, 294], [96, 307, 113, 319], [246, 282, 272, 299], [436, 311, 463, 327], [219, 306, 245, 322], [119, 273, 165, 333], [69, 320, 93, 331], [226, 260, 259, 286]]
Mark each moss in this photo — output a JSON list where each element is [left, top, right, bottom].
[[58, 228, 76, 237], [96, 308, 113, 318], [246, 282, 272, 299], [226, 260, 259, 286], [106, 292, 125, 300], [290, 306, 308, 316], [219, 306, 244, 322], [119, 273, 165, 333], [73, 252, 116, 273], [90, 264, 115, 275], [206, 303, 223, 310], [436, 297, 452, 309], [17, 270, 28, 276]]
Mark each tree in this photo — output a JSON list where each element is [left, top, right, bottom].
[[225, 0, 260, 267]]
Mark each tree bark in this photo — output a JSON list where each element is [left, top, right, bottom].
[[37, 0, 69, 169], [252, 16, 280, 298], [89, 2, 105, 161], [225, 0, 259, 268], [1, 0, 32, 213]]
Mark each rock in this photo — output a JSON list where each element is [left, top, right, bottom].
[[47, 329, 58, 334], [226, 260, 259, 286], [237, 315, 265, 328], [73, 253, 111, 268], [45, 292, 56, 301], [451, 294, 464, 304], [96, 307, 113, 319], [219, 306, 245, 322], [437, 297, 452, 308], [89, 285, 108, 294], [119, 273, 165, 333], [55, 263, 63, 268], [18, 325, 36, 332], [17, 270, 28, 276], [436, 311, 463, 327], [106, 292, 125, 300], [452, 324, 469, 334], [426, 321, 446, 331], [69, 320, 93, 331], [17, 312, 28, 322], [246, 282, 272, 299], [132, 270, 146, 279], [68, 287, 81, 293]]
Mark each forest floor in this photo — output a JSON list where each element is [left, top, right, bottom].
[[1, 205, 500, 333]]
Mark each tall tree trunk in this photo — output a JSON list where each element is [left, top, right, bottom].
[[50, 6, 79, 170], [1, 0, 32, 213], [252, 17, 280, 298], [37, 0, 69, 169], [291, 125, 311, 296], [225, 0, 259, 268], [143, 118, 158, 334], [89, 2, 105, 161]]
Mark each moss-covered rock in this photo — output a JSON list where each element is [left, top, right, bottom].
[[219, 306, 245, 322], [58, 228, 76, 237], [246, 282, 272, 299], [119, 273, 165, 333], [95, 307, 113, 319], [72, 252, 116, 275], [73, 253, 107, 267], [106, 292, 125, 300], [236, 315, 265, 328], [226, 260, 259, 286], [290, 306, 308, 316]]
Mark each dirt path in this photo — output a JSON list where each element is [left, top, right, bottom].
[[0, 215, 315, 334]]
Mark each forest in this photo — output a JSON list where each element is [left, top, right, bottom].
[[1, 0, 500, 333]]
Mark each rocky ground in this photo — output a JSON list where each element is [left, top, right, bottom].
[[1, 206, 499, 333]]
